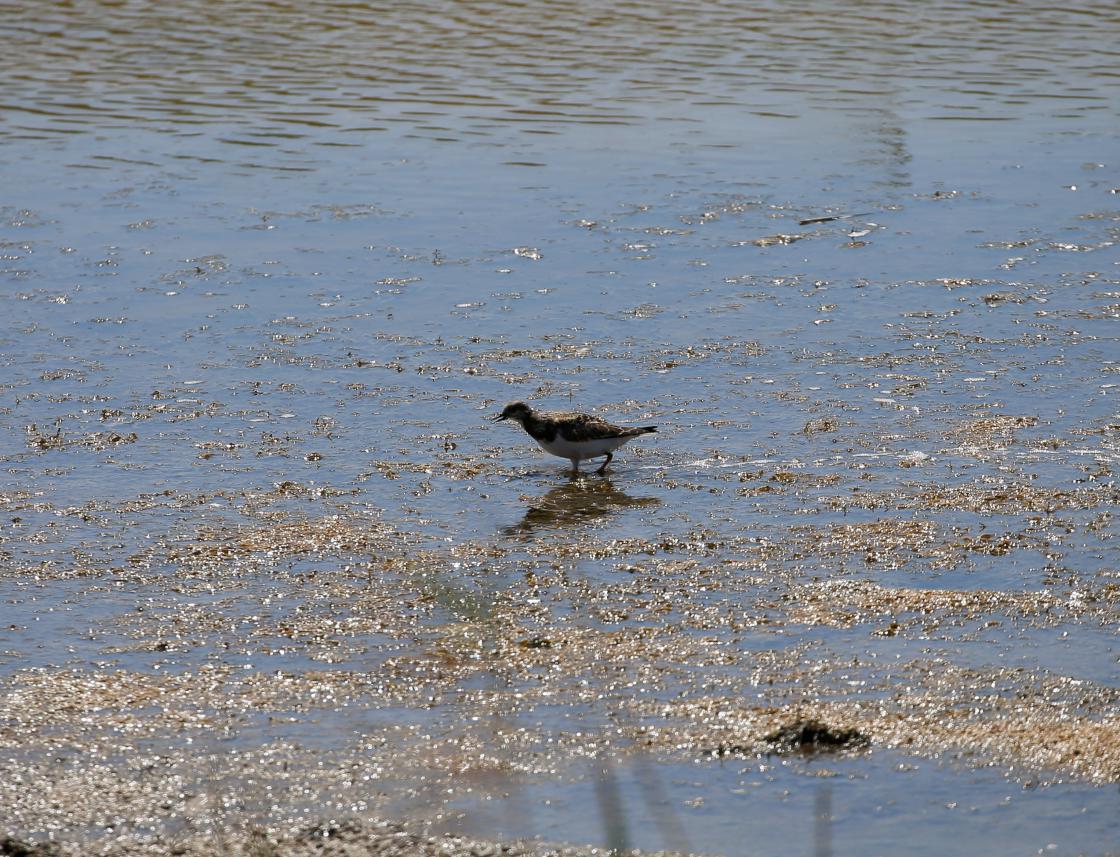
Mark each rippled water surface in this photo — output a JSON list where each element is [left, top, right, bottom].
[[2, 2, 1119, 855]]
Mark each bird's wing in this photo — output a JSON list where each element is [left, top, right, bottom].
[[549, 411, 628, 441]]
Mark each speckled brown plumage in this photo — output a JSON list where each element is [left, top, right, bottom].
[[492, 401, 657, 473]]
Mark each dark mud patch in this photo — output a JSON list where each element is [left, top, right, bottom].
[[1, 837, 61, 857], [764, 718, 869, 755]]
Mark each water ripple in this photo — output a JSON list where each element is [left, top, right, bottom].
[[2, 0, 1117, 145]]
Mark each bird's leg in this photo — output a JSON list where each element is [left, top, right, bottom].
[[595, 452, 613, 475], [570, 458, 580, 475]]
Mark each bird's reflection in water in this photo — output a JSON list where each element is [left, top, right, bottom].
[[503, 478, 659, 536]]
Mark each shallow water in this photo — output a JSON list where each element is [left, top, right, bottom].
[[2, 1, 1119, 854], [444, 751, 1120, 857]]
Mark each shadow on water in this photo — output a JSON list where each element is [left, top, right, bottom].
[[501, 478, 660, 537]]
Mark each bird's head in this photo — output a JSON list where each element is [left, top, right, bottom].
[[492, 401, 533, 423]]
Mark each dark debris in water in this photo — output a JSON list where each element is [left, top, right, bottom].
[[765, 719, 870, 755], [0, 837, 61, 857], [519, 636, 554, 649], [25, 424, 138, 452]]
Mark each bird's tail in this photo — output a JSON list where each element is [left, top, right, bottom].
[[631, 426, 657, 435]]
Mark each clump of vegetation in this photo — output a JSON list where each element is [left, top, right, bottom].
[[765, 718, 869, 754]]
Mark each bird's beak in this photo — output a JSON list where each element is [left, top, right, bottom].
[[491, 413, 507, 422]]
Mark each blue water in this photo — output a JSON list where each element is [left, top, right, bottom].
[[445, 751, 1120, 856]]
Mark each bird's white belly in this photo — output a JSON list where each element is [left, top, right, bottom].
[[535, 435, 627, 461]]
